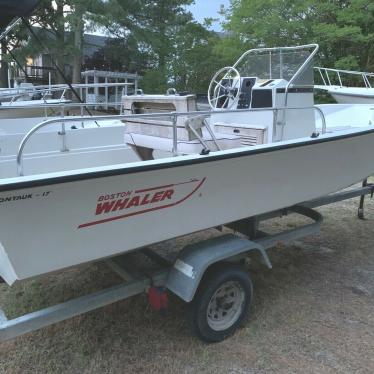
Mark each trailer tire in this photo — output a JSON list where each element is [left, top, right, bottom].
[[186, 263, 253, 342]]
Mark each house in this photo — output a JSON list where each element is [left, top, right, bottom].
[[13, 33, 122, 85]]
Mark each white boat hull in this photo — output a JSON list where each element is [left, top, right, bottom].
[[328, 87, 374, 104], [0, 128, 373, 284], [0, 99, 71, 119]]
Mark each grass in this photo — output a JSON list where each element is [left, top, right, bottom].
[[0, 187, 373, 373]]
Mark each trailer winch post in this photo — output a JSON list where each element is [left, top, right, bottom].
[[358, 179, 374, 219]]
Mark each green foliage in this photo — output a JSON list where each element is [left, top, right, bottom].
[[140, 70, 168, 94], [101, 0, 193, 70], [90, 0, 228, 93], [3, 0, 374, 94], [212, 36, 243, 64], [170, 22, 228, 92], [217, 0, 374, 74]]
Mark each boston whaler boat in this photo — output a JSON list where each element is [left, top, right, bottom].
[[2, 43, 373, 283], [0, 3, 373, 342]]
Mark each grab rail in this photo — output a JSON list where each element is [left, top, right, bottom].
[[0, 101, 126, 110], [315, 67, 374, 88], [16, 105, 327, 176], [314, 106, 327, 134], [234, 44, 319, 71], [0, 82, 135, 115], [1, 82, 134, 95]]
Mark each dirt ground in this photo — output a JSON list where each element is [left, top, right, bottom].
[[0, 187, 373, 374]]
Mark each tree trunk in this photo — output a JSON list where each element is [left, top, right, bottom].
[[54, 1, 66, 85], [0, 41, 9, 88], [72, 9, 84, 85], [156, 0, 167, 87]]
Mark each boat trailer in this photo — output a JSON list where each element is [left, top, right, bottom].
[[0, 183, 373, 343]]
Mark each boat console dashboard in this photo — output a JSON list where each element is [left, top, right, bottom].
[[237, 78, 289, 110]]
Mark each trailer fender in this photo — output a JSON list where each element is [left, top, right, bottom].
[[166, 234, 272, 302]]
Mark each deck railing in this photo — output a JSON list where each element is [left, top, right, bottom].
[[315, 67, 374, 88], [15, 105, 327, 176], [0, 82, 134, 111]]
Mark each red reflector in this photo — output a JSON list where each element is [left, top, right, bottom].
[[148, 286, 168, 311]]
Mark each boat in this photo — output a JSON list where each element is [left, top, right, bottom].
[[0, 81, 137, 119], [0, 43, 373, 285], [0, 82, 72, 118], [0, 80, 145, 163], [315, 66, 374, 104], [0, 86, 199, 169], [0, 82, 40, 103], [0, 97, 71, 119]]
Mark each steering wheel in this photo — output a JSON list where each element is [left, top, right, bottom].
[[208, 66, 241, 109]]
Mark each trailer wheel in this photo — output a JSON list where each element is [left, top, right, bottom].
[[186, 263, 253, 342]]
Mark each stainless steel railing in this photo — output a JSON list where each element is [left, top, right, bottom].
[[15, 105, 327, 176], [315, 66, 374, 88], [0, 82, 134, 112]]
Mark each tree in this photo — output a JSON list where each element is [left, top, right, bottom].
[[310, 1, 374, 71], [3, 0, 226, 95], [218, 0, 374, 74], [102, 0, 194, 90], [7, 0, 105, 84], [169, 21, 229, 93], [100, 0, 231, 94], [221, 0, 310, 48], [70, 1, 85, 84], [0, 41, 8, 87], [84, 36, 149, 73], [140, 0, 194, 77]]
